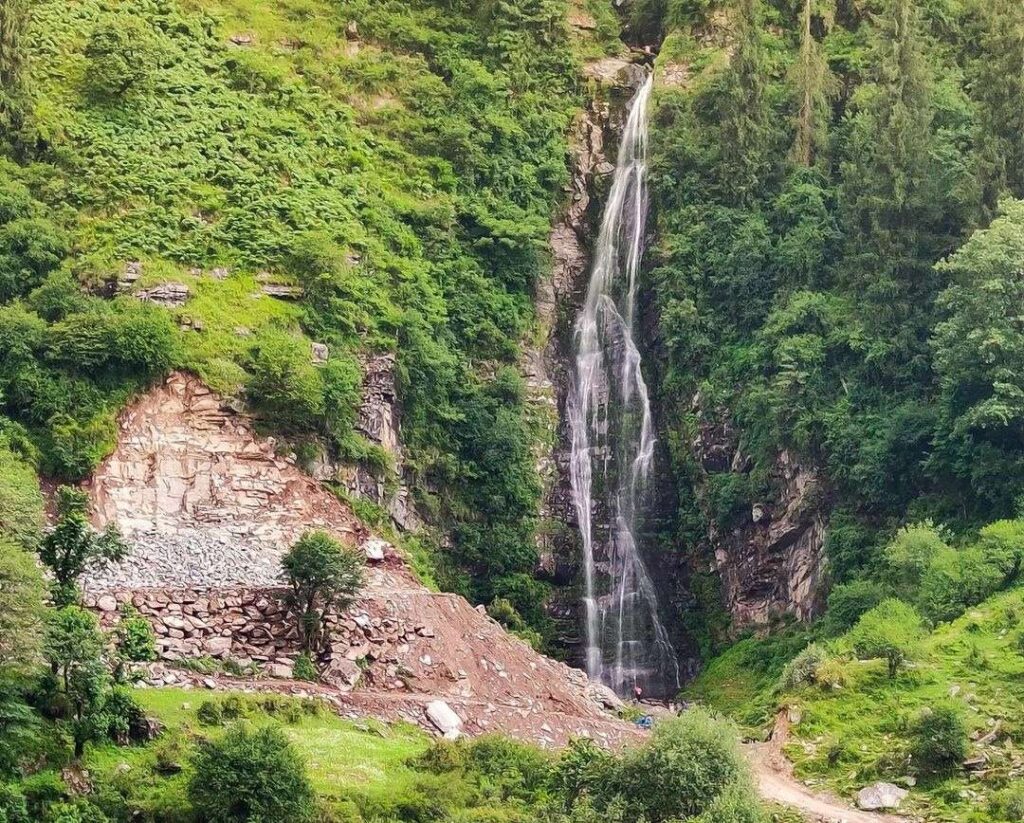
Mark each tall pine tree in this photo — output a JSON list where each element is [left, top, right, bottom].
[[790, 0, 836, 167], [719, 0, 771, 204], [0, 0, 26, 137]]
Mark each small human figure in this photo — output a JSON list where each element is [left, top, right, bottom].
[[633, 685, 643, 703]]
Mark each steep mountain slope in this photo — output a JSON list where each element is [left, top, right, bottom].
[[82, 371, 636, 747], [0, 0, 626, 648]]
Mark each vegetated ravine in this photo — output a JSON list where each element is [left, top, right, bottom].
[[568, 71, 681, 698]]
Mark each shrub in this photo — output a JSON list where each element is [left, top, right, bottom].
[[847, 599, 924, 678], [114, 605, 155, 662], [43, 799, 109, 822], [884, 522, 950, 591], [992, 782, 1024, 822], [604, 707, 755, 822], [977, 519, 1024, 583], [813, 656, 849, 690], [0, 438, 44, 549], [101, 686, 148, 745], [196, 700, 223, 727], [220, 695, 249, 721], [246, 331, 325, 431], [690, 783, 765, 823], [779, 643, 828, 689], [909, 702, 969, 774], [38, 486, 125, 603], [0, 217, 68, 303], [84, 17, 166, 98], [293, 654, 317, 682], [0, 783, 29, 823], [916, 546, 1003, 623], [187, 724, 315, 823], [43, 413, 118, 483], [0, 537, 46, 671], [819, 580, 888, 636]]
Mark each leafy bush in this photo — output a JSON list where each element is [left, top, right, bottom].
[[293, 654, 317, 682], [187, 724, 315, 823], [916, 546, 1003, 623], [977, 519, 1024, 583], [196, 700, 222, 727], [779, 643, 828, 689], [884, 522, 950, 592], [0, 537, 46, 671], [114, 605, 155, 663], [847, 599, 924, 678], [819, 580, 888, 636], [0, 783, 29, 823], [992, 782, 1024, 822], [83, 17, 167, 99], [601, 708, 758, 822], [908, 702, 969, 774]]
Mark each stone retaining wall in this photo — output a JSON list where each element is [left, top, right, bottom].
[[84, 586, 437, 690]]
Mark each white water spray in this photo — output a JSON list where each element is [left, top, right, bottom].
[[568, 74, 680, 696]]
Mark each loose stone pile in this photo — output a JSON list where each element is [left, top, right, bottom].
[[85, 528, 287, 590]]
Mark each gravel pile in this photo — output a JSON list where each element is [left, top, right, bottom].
[[84, 528, 285, 590]]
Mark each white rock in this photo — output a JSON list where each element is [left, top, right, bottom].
[[426, 700, 463, 740], [856, 782, 908, 811], [361, 538, 389, 562]]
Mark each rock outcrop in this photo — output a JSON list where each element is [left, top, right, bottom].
[[691, 403, 828, 628], [82, 372, 636, 748]]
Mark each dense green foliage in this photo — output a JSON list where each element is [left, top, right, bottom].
[[188, 724, 316, 822], [644, 0, 1024, 650], [38, 487, 124, 607], [0, 0, 603, 639]]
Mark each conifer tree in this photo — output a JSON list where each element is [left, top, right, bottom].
[[720, 0, 771, 204], [790, 0, 836, 167], [0, 0, 27, 135], [973, 0, 1024, 200]]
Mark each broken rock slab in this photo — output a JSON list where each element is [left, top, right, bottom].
[[856, 782, 908, 811], [426, 700, 463, 740], [137, 282, 190, 308]]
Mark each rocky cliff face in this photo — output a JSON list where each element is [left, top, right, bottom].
[[81, 372, 635, 747], [312, 352, 422, 533], [690, 403, 828, 628]]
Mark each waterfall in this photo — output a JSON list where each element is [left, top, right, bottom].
[[568, 74, 680, 697]]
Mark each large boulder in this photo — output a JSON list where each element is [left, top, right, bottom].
[[425, 700, 463, 740], [856, 782, 908, 811]]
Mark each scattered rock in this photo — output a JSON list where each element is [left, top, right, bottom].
[[137, 282, 190, 308], [568, 11, 596, 30], [587, 682, 624, 711], [856, 782, 908, 811], [361, 538, 389, 562], [96, 594, 118, 612], [118, 261, 143, 292], [260, 283, 303, 299], [311, 342, 329, 364], [426, 700, 463, 740], [230, 33, 254, 45], [267, 662, 293, 679], [345, 20, 359, 40], [322, 658, 361, 690]]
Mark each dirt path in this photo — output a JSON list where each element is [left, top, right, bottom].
[[746, 712, 905, 823]]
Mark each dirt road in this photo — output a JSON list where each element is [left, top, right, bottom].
[[746, 711, 906, 823]]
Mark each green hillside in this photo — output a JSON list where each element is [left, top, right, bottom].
[[0, 0, 623, 640]]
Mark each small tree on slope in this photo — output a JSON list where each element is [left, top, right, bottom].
[[281, 530, 364, 657]]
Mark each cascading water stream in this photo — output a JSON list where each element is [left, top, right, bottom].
[[568, 74, 680, 697]]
